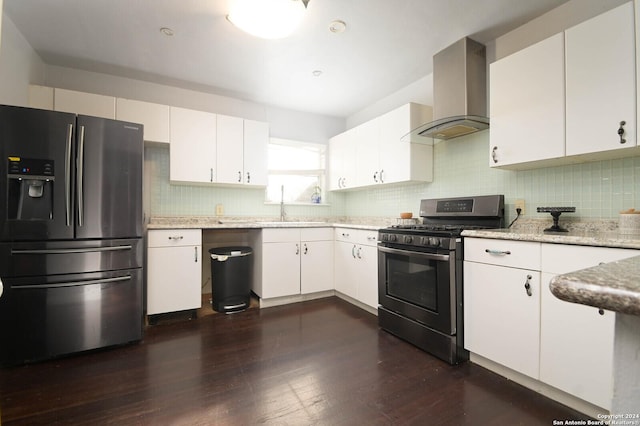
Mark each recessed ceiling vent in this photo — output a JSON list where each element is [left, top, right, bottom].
[[404, 37, 489, 143]]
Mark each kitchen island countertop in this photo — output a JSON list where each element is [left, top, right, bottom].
[[549, 255, 640, 316]]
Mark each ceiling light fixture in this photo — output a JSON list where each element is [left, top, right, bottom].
[[160, 27, 174, 36], [227, 0, 310, 39], [312, 70, 323, 77]]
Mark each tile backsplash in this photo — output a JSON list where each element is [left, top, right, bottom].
[[342, 132, 640, 222], [146, 131, 640, 222]]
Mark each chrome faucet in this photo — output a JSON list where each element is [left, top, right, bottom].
[[279, 185, 286, 222]]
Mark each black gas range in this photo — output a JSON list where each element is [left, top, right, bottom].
[[377, 195, 504, 364]]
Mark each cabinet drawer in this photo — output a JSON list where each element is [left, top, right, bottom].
[[541, 243, 638, 274], [334, 228, 356, 243], [465, 238, 541, 270], [301, 227, 333, 241], [334, 228, 379, 246], [148, 229, 202, 247], [262, 228, 301, 243]]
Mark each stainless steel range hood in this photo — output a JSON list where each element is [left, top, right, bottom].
[[404, 37, 488, 143]]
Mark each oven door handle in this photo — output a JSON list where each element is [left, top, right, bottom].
[[378, 245, 450, 261]]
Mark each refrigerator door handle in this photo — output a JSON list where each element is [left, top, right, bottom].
[[14, 275, 132, 290], [11, 245, 133, 255], [77, 125, 85, 227], [65, 123, 73, 227]]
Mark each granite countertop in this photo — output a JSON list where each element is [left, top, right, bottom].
[[147, 216, 384, 231], [550, 256, 640, 316], [461, 227, 640, 249]]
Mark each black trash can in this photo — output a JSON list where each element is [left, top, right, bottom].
[[209, 246, 253, 313]]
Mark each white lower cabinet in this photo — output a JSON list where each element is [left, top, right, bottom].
[[540, 244, 638, 410], [255, 228, 333, 299], [147, 229, 202, 315], [464, 238, 541, 379], [465, 237, 639, 411], [334, 228, 379, 309]]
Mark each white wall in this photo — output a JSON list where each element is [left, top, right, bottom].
[[0, 12, 46, 106], [346, 0, 630, 126], [0, 8, 343, 145], [41, 64, 344, 145]]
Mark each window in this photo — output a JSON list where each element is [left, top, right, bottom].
[[266, 138, 326, 204]]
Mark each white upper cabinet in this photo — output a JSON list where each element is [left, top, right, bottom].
[[216, 116, 269, 186], [355, 118, 381, 187], [490, 33, 565, 168], [216, 114, 245, 185], [116, 98, 170, 144], [490, 2, 637, 169], [378, 103, 433, 184], [54, 88, 116, 119], [565, 1, 636, 156], [329, 103, 433, 191], [243, 119, 269, 186], [169, 106, 217, 184], [329, 128, 357, 190]]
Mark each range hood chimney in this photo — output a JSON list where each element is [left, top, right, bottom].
[[405, 37, 489, 143]]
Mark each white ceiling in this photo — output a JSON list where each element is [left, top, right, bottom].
[[4, 0, 569, 118]]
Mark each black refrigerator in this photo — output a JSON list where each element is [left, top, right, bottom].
[[0, 105, 144, 365]]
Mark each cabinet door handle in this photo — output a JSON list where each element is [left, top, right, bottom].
[[295, 244, 300, 255], [379, 169, 384, 183], [303, 243, 308, 254], [168, 235, 184, 241], [356, 247, 362, 259], [246, 172, 250, 183], [373, 171, 378, 182], [238, 171, 242, 182], [210, 168, 214, 182], [194, 246, 198, 262], [524, 275, 533, 297], [491, 146, 498, 163], [342, 233, 350, 237], [598, 308, 605, 316], [485, 249, 511, 255], [618, 121, 626, 144], [351, 245, 356, 258]]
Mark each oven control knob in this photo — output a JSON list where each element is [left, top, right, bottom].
[[389, 234, 397, 242], [404, 235, 413, 244], [380, 234, 388, 242], [428, 237, 441, 247]]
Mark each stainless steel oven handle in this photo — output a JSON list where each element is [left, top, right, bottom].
[[378, 245, 450, 261]]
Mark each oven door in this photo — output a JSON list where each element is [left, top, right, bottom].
[[378, 244, 457, 335]]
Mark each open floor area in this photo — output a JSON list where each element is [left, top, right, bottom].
[[1, 297, 587, 425]]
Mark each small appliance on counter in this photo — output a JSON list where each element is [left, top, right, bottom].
[[536, 206, 576, 232], [378, 194, 504, 365], [619, 208, 640, 234]]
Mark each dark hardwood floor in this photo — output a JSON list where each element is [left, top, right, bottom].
[[1, 297, 588, 425]]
